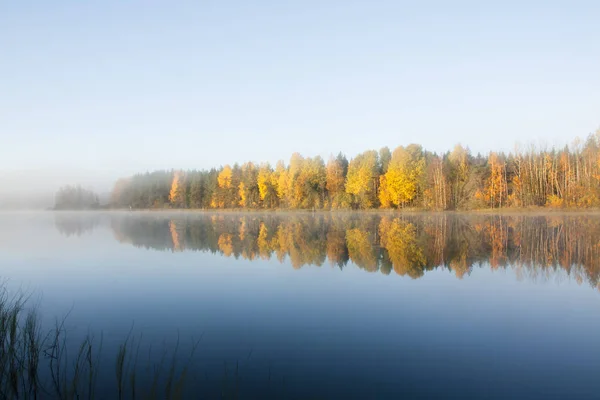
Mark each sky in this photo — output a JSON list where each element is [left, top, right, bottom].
[[1, 0, 599, 195]]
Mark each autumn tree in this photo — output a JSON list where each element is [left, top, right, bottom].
[[346, 150, 380, 209], [481, 152, 508, 208], [169, 171, 187, 208], [296, 156, 327, 209], [447, 144, 471, 209], [378, 144, 425, 208], [257, 163, 279, 208], [107, 130, 600, 211], [216, 165, 238, 208], [326, 153, 350, 209], [239, 162, 259, 208], [275, 160, 289, 207], [423, 154, 447, 210], [217, 165, 232, 189], [379, 147, 392, 174], [287, 153, 306, 208]]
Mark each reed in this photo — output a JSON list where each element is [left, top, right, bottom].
[[0, 286, 275, 400]]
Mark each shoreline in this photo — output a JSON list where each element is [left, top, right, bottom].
[[37, 207, 600, 216]]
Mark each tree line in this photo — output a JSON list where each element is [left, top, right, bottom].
[[110, 131, 600, 210], [54, 185, 100, 210]]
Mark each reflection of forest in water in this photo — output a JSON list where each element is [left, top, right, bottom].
[[54, 213, 103, 237], [102, 213, 600, 290]]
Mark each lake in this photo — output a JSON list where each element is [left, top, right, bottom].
[[1, 211, 599, 399]]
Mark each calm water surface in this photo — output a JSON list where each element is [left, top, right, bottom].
[[1, 211, 599, 399]]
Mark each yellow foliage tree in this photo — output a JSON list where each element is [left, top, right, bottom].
[[288, 153, 305, 208], [326, 154, 349, 209], [239, 162, 259, 207], [275, 161, 289, 206], [448, 144, 471, 208], [169, 171, 186, 208], [238, 181, 248, 207], [257, 165, 271, 201], [296, 156, 326, 209], [218, 165, 233, 189], [378, 145, 425, 208], [257, 163, 278, 208], [215, 165, 236, 208], [484, 153, 508, 208], [326, 155, 345, 194], [345, 150, 379, 209]]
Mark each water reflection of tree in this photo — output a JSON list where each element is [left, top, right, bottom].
[[109, 213, 600, 290], [54, 214, 102, 237], [111, 217, 173, 251], [379, 217, 425, 278]]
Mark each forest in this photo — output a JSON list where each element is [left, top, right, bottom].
[[54, 184, 100, 210], [109, 131, 600, 210]]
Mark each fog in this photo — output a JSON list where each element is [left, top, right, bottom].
[[2, 2, 598, 211], [0, 168, 114, 209]]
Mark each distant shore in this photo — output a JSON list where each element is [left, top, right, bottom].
[[44, 207, 600, 216]]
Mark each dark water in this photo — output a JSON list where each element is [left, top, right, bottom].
[[1, 211, 600, 399]]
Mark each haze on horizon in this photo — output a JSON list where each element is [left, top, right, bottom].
[[1, 0, 599, 206]]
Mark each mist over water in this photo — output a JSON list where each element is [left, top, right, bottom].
[[0, 168, 116, 210], [4, 1, 600, 397], [1, 211, 599, 398]]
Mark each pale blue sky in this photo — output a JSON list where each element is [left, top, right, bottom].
[[1, 0, 599, 192]]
